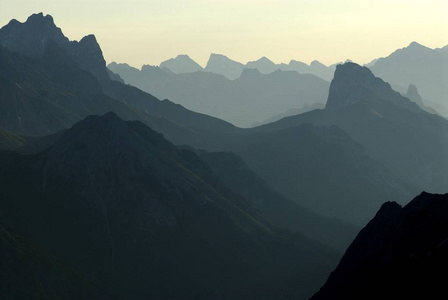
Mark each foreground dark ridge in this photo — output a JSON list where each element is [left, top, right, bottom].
[[0, 112, 339, 299], [312, 191, 448, 300]]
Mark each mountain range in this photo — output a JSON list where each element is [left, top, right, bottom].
[[157, 53, 338, 81], [1, 12, 448, 299], [3, 13, 445, 227], [144, 42, 448, 119], [107, 62, 330, 127]]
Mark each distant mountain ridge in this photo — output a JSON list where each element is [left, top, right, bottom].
[[153, 53, 340, 81], [369, 41, 448, 114], [108, 62, 330, 127], [160, 54, 203, 74]]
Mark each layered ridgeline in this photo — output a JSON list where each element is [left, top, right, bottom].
[[0, 113, 339, 299], [368, 41, 448, 116], [0, 13, 239, 146], [0, 13, 361, 248], [226, 123, 413, 226], [312, 192, 448, 300], [1, 13, 418, 229], [107, 62, 329, 127], [255, 62, 448, 196], [190, 149, 358, 251], [155, 53, 338, 81]]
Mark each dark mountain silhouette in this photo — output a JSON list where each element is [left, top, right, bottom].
[[311, 192, 448, 300], [0, 113, 339, 299], [108, 62, 329, 127], [229, 124, 412, 225], [369, 41, 448, 115], [205, 53, 245, 80], [160, 54, 204, 74], [191, 149, 359, 251], [0, 13, 68, 57], [257, 62, 448, 194]]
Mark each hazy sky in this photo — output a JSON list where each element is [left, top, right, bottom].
[[1, 0, 447, 68]]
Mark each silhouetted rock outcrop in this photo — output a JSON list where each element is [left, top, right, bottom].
[[326, 63, 420, 112], [405, 84, 424, 107], [311, 192, 448, 300]]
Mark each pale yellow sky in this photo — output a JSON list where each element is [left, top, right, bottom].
[[1, 0, 447, 68]]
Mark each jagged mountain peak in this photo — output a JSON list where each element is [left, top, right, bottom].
[[0, 13, 110, 83], [310, 60, 327, 67], [26, 12, 55, 24], [407, 41, 428, 49], [159, 54, 203, 74], [79, 33, 98, 44], [256, 56, 274, 63], [0, 12, 69, 57]]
